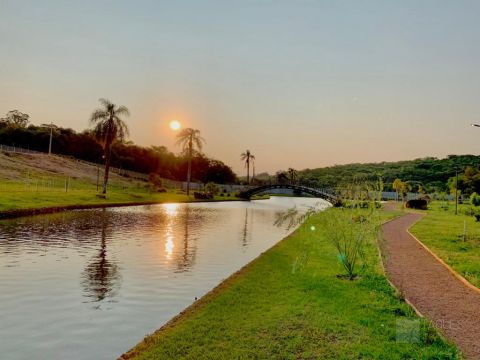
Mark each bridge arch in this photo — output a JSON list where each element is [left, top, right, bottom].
[[239, 184, 340, 205]]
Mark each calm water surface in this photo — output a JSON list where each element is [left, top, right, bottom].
[[0, 197, 328, 360]]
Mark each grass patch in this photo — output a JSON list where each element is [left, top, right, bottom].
[[0, 179, 242, 213], [410, 201, 480, 288], [122, 208, 458, 359]]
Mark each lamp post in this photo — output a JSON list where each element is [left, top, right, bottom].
[[469, 124, 480, 213], [41, 123, 54, 155]]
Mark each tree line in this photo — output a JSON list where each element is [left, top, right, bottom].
[[0, 107, 237, 189], [297, 155, 480, 194]]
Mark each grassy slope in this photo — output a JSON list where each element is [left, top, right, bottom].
[[410, 201, 480, 288], [123, 208, 457, 360], [0, 151, 244, 212]]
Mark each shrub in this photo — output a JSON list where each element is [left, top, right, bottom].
[[194, 192, 213, 200], [275, 182, 382, 280], [462, 207, 476, 216], [471, 192, 480, 207], [148, 173, 164, 191], [204, 182, 220, 196], [405, 199, 428, 210]]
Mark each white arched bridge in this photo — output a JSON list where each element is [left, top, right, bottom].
[[238, 184, 341, 205]]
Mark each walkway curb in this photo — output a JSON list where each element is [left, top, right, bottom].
[[407, 220, 480, 295]]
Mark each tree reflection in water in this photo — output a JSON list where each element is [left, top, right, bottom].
[[241, 208, 248, 247], [241, 207, 253, 248], [81, 209, 121, 302], [174, 206, 197, 273]]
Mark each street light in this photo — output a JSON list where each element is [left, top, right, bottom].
[[41, 122, 55, 155], [465, 123, 480, 213]]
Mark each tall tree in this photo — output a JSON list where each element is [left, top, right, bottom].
[[276, 171, 289, 184], [90, 98, 129, 194], [176, 128, 205, 195], [240, 150, 255, 184], [392, 178, 403, 201], [392, 178, 412, 201], [0, 110, 29, 127], [287, 168, 298, 185]]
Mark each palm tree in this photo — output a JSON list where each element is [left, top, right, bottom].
[[241, 150, 255, 185], [176, 128, 205, 195], [90, 98, 129, 194], [287, 168, 298, 185]]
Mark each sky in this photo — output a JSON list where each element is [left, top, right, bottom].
[[1, 0, 480, 175]]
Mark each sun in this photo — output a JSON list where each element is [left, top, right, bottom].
[[169, 120, 181, 131]]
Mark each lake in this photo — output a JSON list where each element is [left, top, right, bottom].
[[0, 197, 328, 359]]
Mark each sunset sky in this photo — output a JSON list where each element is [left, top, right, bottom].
[[2, 1, 480, 174]]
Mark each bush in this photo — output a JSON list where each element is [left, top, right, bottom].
[[462, 207, 476, 216], [148, 173, 164, 191], [204, 182, 220, 196], [471, 192, 480, 207], [473, 208, 480, 222], [405, 199, 428, 210], [194, 192, 213, 200]]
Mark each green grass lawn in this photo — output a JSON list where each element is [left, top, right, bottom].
[[410, 201, 480, 288], [0, 179, 246, 212], [122, 208, 458, 359]]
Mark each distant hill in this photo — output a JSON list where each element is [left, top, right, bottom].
[[298, 155, 480, 192]]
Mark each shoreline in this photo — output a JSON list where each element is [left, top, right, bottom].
[[119, 218, 301, 360], [118, 205, 456, 359], [0, 197, 254, 220]]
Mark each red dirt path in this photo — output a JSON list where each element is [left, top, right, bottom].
[[382, 213, 480, 359]]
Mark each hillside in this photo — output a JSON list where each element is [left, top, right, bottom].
[[0, 151, 145, 188], [0, 122, 236, 184], [298, 155, 480, 192]]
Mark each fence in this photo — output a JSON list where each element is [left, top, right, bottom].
[[0, 144, 40, 155], [0, 143, 254, 193]]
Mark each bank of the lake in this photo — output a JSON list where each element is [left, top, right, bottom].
[[0, 189, 269, 219], [122, 207, 458, 359]]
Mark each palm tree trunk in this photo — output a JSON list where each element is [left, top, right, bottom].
[[102, 146, 111, 194], [246, 159, 250, 185]]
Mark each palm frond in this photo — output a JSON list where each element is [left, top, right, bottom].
[[90, 109, 108, 123], [98, 98, 113, 109], [89, 99, 130, 145], [115, 105, 130, 117]]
